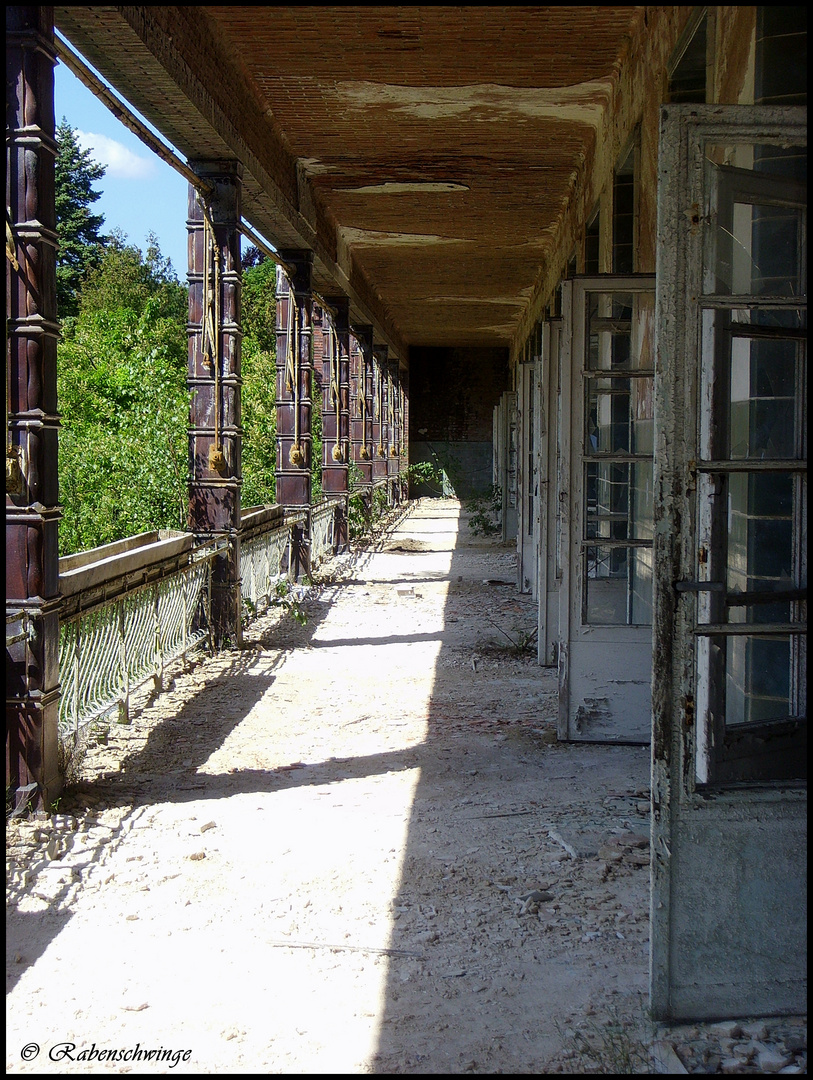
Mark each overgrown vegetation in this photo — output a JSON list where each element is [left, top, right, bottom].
[[406, 460, 444, 493], [242, 579, 309, 628], [57, 235, 190, 554], [240, 251, 278, 508], [55, 118, 108, 318], [465, 484, 502, 535], [483, 615, 537, 655]]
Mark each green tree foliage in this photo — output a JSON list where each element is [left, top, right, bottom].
[[55, 119, 108, 319], [240, 251, 278, 508], [57, 236, 189, 555], [311, 373, 323, 504]]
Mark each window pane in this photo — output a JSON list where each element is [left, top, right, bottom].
[[585, 461, 653, 542], [700, 307, 805, 461], [584, 544, 652, 625], [587, 291, 655, 370], [703, 142, 806, 296], [727, 471, 799, 624], [726, 634, 793, 727], [587, 376, 654, 454]]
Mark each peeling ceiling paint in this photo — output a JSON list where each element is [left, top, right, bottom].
[[416, 296, 526, 307], [333, 80, 613, 128], [337, 182, 471, 194], [338, 227, 476, 247]]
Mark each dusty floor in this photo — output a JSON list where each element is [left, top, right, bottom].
[[6, 500, 807, 1074]]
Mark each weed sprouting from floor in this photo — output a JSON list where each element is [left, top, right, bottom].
[[465, 485, 502, 536], [482, 613, 538, 655], [554, 1003, 656, 1074]]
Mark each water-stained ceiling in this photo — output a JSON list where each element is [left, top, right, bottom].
[[54, 5, 645, 357]]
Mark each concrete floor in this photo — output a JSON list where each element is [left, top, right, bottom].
[[9, 500, 799, 1074]]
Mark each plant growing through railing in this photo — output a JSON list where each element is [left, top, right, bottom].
[[272, 580, 308, 625], [243, 581, 308, 627]]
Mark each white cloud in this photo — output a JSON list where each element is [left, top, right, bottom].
[[75, 130, 156, 180]]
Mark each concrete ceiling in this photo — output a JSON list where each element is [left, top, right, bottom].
[[53, 5, 645, 357]]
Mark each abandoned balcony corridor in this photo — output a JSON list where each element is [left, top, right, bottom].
[[6, 499, 658, 1073]]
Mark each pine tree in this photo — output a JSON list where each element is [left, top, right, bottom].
[[55, 118, 108, 318]]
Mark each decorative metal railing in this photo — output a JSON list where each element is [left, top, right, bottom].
[[51, 499, 349, 742], [57, 537, 221, 739], [240, 506, 300, 616], [310, 497, 343, 567]]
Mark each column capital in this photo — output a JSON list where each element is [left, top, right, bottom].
[[188, 159, 244, 179], [322, 295, 350, 329], [277, 249, 313, 294], [351, 324, 374, 358]]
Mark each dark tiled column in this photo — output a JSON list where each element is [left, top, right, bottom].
[[321, 296, 351, 551], [350, 324, 374, 484], [187, 161, 242, 647], [6, 6, 61, 808], [373, 346, 389, 483], [387, 358, 401, 502], [275, 252, 313, 576]]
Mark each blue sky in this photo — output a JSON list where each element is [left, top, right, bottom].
[[54, 45, 190, 278]]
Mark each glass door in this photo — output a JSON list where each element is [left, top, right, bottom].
[[559, 275, 656, 742]]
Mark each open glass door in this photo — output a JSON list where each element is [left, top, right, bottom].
[[537, 316, 563, 666], [651, 104, 806, 1020], [496, 392, 518, 542], [517, 350, 539, 595], [558, 275, 656, 742]]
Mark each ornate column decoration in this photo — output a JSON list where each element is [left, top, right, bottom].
[[373, 345, 388, 483], [187, 160, 242, 647], [6, 6, 61, 808], [275, 250, 313, 576], [322, 295, 350, 551], [350, 324, 373, 485]]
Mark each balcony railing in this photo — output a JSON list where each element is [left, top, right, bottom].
[[45, 500, 347, 743], [310, 496, 344, 568], [57, 530, 222, 738], [240, 505, 301, 617]]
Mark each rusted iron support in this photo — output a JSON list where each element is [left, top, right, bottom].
[[373, 346, 389, 485], [187, 160, 242, 648], [275, 251, 313, 577], [350, 324, 374, 485], [6, 6, 61, 808], [321, 296, 351, 551]]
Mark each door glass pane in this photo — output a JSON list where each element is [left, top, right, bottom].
[[703, 143, 806, 296], [727, 471, 798, 623], [726, 634, 793, 726], [584, 545, 652, 625], [701, 308, 805, 460], [585, 461, 653, 542], [587, 291, 655, 370], [587, 376, 655, 453]]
